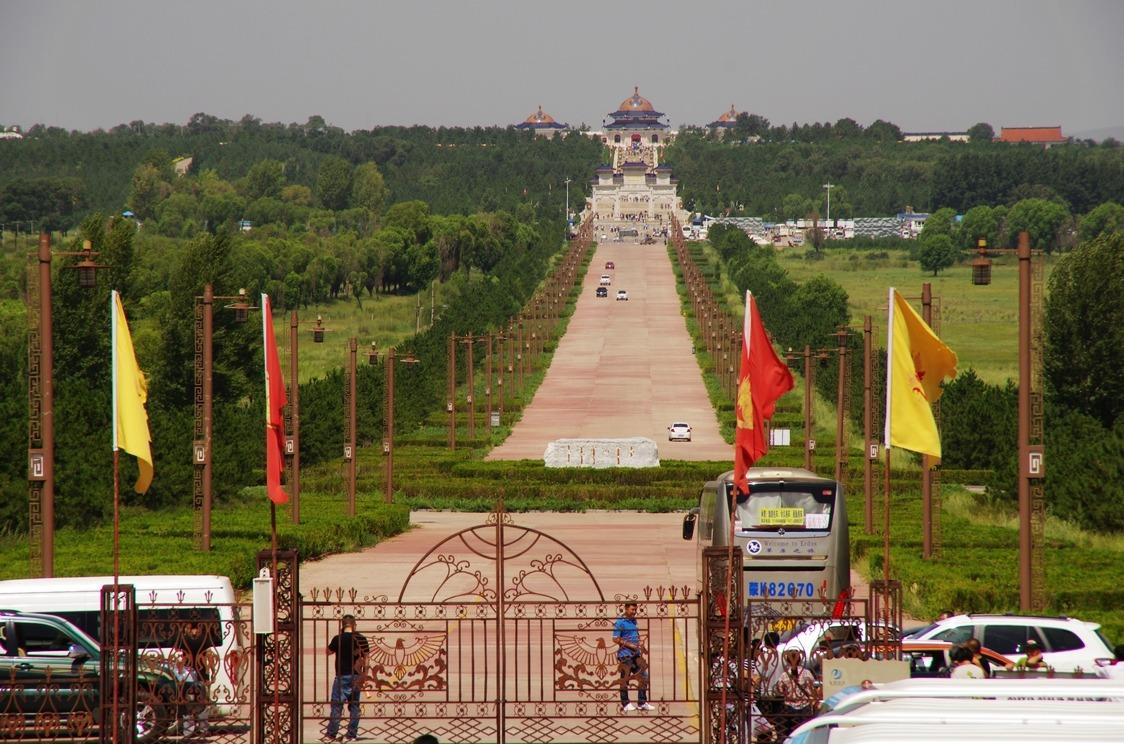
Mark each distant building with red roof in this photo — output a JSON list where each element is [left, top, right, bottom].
[[998, 126, 1068, 147]]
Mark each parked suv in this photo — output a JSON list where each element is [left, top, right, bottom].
[[904, 614, 1113, 672], [0, 610, 204, 743]]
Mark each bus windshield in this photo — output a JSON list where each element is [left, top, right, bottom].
[[735, 488, 834, 531]]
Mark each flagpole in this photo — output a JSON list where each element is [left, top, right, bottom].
[[110, 290, 121, 744], [882, 446, 891, 583], [718, 484, 737, 744], [112, 447, 120, 744]]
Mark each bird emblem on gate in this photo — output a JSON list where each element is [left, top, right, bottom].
[[368, 634, 446, 684]]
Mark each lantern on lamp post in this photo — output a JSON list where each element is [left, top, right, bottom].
[[193, 284, 257, 551], [26, 234, 109, 576]]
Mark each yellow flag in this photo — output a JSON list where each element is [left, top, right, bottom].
[[112, 291, 153, 493], [884, 287, 958, 459]]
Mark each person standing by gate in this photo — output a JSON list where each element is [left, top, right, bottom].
[[613, 602, 652, 712], [325, 615, 370, 741]]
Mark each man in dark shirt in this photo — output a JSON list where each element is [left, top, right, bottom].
[[325, 615, 370, 741]]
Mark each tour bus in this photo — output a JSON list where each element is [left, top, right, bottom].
[[0, 575, 243, 716], [681, 468, 850, 605]]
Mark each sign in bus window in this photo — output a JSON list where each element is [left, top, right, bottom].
[[759, 507, 804, 525], [805, 513, 830, 529]]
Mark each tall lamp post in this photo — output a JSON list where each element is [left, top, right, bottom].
[[282, 313, 332, 525], [972, 233, 1046, 611], [378, 346, 420, 503], [344, 338, 357, 517], [565, 178, 572, 237], [193, 285, 255, 552], [823, 183, 834, 223], [27, 235, 107, 576]]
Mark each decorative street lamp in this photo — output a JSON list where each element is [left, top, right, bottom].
[[193, 284, 257, 552], [27, 234, 109, 576], [278, 311, 333, 526], [971, 231, 1046, 611], [381, 347, 420, 503]]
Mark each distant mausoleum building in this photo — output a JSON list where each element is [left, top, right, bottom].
[[707, 105, 761, 141], [709, 105, 739, 133], [584, 88, 683, 222], [601, 87, 671, 147], [514, 106, 569, 138], [998, 126, 1067, 147]]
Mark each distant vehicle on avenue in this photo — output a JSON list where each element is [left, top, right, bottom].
[[667, 422, 692, 441]]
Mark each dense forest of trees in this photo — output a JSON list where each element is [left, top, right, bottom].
[[0, 114, 603, 230], [665, 124, 1124, 221]]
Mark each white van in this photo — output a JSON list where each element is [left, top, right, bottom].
[[788, 677, 1124, 743], [0, 575, 244, 717]]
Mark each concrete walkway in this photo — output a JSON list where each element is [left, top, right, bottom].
[[487, 230, 729, 461]]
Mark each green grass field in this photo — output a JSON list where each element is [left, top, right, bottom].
[[778, 248, 1054, 386], [274, 282, 452, 383]]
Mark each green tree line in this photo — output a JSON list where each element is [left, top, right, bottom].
[[665, 128, 1124, 220], [0, 114, 603, 233]]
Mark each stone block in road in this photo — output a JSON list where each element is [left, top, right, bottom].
[[543, 437, 660, 468]]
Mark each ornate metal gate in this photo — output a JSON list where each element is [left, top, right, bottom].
[[301, 505, 702, 743]]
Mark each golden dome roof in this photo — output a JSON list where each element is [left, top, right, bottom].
[[718, 105, 738, 123], [618, 86, 655, 112], [524, 105, 556, 125]]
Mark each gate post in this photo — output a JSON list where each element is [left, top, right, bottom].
[[256, 549, 300, 744], [869, 579, 902, 660], [99, 584, 137, 744], [701, 547, 744, 744]]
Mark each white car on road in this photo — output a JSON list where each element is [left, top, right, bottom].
[[616, 289, 629, 301], [667, 422, 692, 441], [904, 613, 1114, 672], [599, 274, 612, 286]]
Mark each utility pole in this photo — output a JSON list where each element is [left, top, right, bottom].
[[565, 178, 572, 237], [863, 315, 874, 534], [288, 311, 301, 524], [823, 183, 834, 223], [804, 345, 814, 471], [345, 337, 357, 517], [921, 283, 934, 558], [834, 327, 849, 483]]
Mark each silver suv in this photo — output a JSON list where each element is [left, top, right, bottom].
[[905, 613, 1113, 672]]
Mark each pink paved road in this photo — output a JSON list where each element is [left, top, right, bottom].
[[300, 511, 697, 599], [299, 511, 882, 609], [488, 232, 730, 461]]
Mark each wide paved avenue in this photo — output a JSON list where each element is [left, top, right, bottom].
[[488, 228, 729, 461]]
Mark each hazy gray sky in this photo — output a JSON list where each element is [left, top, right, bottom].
[[2, 0, 1122, 135]]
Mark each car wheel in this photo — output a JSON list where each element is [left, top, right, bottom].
[[132, 688, 171, 744]]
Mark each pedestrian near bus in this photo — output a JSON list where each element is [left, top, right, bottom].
[[613, 601, 652, 712], [325, 615, 370, 741], [773, 649, 818, 738]]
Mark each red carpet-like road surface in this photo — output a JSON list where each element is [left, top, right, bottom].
[[487, 231, 729, 461]]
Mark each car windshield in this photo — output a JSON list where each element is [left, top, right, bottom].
[[735, 488, 834, 531]]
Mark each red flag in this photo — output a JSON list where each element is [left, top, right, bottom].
[[831, 587, 852, 619], [734, 291, 795, 494], [262, 294, 289, 504]]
